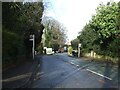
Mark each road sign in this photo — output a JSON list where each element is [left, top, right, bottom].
[[29, 38, 33, 41], [78, 43, 81, 47]]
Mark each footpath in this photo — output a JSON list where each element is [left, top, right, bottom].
[[2, 55, 41, 89]]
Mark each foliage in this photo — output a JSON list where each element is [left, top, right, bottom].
[[71, 38, 79, 50], [42, 17, 67, 50], [2, 30, 25, 67], [2, 2, 22, 32], [78, 2, 120, 59], [2, 2, 44, 68]]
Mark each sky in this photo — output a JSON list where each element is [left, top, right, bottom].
[[43, 0, 119, 42]]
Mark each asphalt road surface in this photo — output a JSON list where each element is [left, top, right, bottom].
[[32, 53, 119, 88]]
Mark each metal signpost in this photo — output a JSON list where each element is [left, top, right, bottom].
[[29, 34, 35, 60]]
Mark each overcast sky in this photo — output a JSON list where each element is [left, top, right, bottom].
[[43, 0, 119, 42]]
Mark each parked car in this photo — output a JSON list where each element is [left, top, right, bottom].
[[72, 50, 78, 57], [58, 47, 64, 53], [46, 48, 54, 55]]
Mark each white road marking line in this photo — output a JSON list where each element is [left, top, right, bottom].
[[71, 62, 74, 65], [76, 65, 79, 67], [86, 69, 112, 80]]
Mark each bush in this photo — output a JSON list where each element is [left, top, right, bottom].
[[2, 30, 26, 68]]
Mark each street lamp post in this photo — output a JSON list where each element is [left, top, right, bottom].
[[29, 34, 35, 60], [78, 43, 81, 58]]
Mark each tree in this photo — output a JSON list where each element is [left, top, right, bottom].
[[2, 2, 44, 68], [78, 1, 120, 60], [42, 17, 67, 50], [71, 38, 79, 50]]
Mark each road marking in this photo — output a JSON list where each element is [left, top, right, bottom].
[[76, 65, 79, 67], [71, 62, 74, 65], [86, 69, 112, 80]]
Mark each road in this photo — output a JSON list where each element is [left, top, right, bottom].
[[32, 53, 119, 88]]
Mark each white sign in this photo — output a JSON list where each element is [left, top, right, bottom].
[[78, 43, 81, 47], [29, 38, 33, 41]]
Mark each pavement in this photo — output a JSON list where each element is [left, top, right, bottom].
[[2, 55, 41, 89]]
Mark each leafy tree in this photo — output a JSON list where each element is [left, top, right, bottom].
[[42, 17, 67, 50], [71, 38, 79, 50], [78, 1, 120, 60], [90, 2, 119, 56], [2, 2, 22, 32], [2, 2, 44, 68]]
